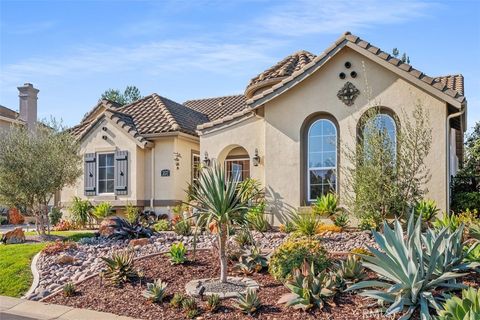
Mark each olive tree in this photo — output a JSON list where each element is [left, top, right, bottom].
[[0, 120, 82, 235]]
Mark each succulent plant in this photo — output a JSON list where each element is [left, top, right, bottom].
[[277, 260, 336, 311], [336, 254, 364, 283], [414, 199, 439, 222], [185, 309, 199, 319], [347, 213, 480, 320], [167, 242, 187, 265], [206, 294, 221, 312], [332, 212, 349, 229], [433, 212, 461, 232], [437, 287, 480, 320], [181, 296, 197, 311], [235, 289, 261, 315], [170, 292, 185, 308], [312, 193, 338, 216], [235, 246, 269, 275], [246, 202, 270, 232], [63, 282, 76, 297], [279, 221, 296, 233], [153, 219, 170, 232], [101, 250, 138, 286], [291, 211, 322, 236], [103, 216, 154, 240], [233, 228, 254, 247], [173, 219, 192, 236], [142, 279, 167, 303], [464, 242, 480, 264]]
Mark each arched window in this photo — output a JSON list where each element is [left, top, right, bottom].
[[363, 113, 397, 156], [307, 119, 337, 201]]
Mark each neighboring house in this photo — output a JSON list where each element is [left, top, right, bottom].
[[61, 32, 467, 222], [0, 83, 39, 132]]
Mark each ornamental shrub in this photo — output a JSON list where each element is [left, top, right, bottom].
[[268, 236, 328, 281], [48, 207, 63, 226], [8, 208, 24, 224]]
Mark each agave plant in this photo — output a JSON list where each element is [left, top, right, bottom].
[[277, 260, 336, 311], [143, 279, 167, 302], [347, 213, 480, 320], [206, 294, 221, 312], [336, 254, 364, 284], [433, 212, 461, 232], [312, 193, 338, 216], [63, 282, 76, 297], [235, 289, 261, 315], [414, 199, 439, 222], [437, 287, 480, 320], [464, 242, 480, 264], [104, 216, 154, 240], [101, 250, 138, 286], [235, 246, 269, 275]]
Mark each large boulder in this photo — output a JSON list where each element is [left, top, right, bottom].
[[98, 217, 117, 237], [1, 227, 26, 244]]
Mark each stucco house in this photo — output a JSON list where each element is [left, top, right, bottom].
[[60, 32, 467, 223]]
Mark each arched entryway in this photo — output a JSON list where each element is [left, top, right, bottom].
[[224, 146, 250, 181]]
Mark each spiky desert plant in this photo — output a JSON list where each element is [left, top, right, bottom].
[[92, 202, 112, 219], [235, 289, 261, 315], [170, 292, 185, 308], [433, 212, 461, 232], [142, 279, 167, 302], [464, 242, 480, 264], [291, 211, 321, 236], [312, 193, 338, 216], [347, 213, 480, 319], [332, 212, 349, 229], [188, 161, 256, 283], [437, 287, 480, 320], [337, 254, 364, 283], [104, 216, 154, 240], [167, 242, 187, 265], [101, 250, 138, 286], [277, 260, 336, 311], [235, 246, 269, 275], [414, 199, 439, 222], [173, 219, 192, 236], [206, 294, 221, 312], [63, 282, 76, 297], [245, 202, 270, 232]]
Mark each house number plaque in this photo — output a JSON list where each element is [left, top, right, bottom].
[[161, 169, 170, 177]]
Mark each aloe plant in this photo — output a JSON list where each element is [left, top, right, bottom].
[[336, 254, 364, 283], [312, 193, 338, 216], [235, 289, 261, 314], [235, 246, 269, 275], [101, 250, 138, 286], [347, 213, 479, 320], [277, 260, 336, 311], [142, 279, 167, 302], [437, 287, 480, 320]]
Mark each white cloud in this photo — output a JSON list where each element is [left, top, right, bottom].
[[258, 0, 433, 37]]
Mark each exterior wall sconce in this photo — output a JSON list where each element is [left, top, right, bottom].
[[173, 152, 181, 170], [203, 151, 210, 166], [252, 148, 260, 166]]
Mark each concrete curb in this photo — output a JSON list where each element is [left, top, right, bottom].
[[22, 252, 41, 299]]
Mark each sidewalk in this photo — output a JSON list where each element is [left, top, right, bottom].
[[0, 296, 139, 320]]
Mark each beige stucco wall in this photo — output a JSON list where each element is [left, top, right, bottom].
[[201, 46, 449, 224]]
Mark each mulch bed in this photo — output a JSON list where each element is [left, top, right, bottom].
[[45, 250, 385, 319], [45, 250, 479, 320]]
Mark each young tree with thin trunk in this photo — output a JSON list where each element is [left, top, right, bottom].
[[0, 120, 82, 236], [188, 162, 255, 283]]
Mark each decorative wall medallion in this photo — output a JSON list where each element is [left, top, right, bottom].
[[337, 81, 359, 106]]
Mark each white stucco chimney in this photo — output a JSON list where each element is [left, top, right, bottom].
[[18, 83, 39, 130]]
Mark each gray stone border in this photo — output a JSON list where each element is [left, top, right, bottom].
[[185, 276, 259, 299], [22, 252, 41, 299]]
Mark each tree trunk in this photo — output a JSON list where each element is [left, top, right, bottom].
[[218, 224, 228, 283]]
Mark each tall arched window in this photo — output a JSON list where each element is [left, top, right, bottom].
[[363, 113, 397, 156], [307, 119, 337, 201]]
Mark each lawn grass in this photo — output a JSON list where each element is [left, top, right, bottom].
[[24, 230, 96, 241], [0, 242, 47, 297]]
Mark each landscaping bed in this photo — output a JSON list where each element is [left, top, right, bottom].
[[44, 250, 392, 320]]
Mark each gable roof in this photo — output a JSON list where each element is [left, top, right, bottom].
[[183, 94, 247, 121], [72, 94, 209, 146], [0, 105, 20, 122], [247, 32, 466, 109]]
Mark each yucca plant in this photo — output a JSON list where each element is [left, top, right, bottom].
[[235, 246, 269, 275], [63, 282, 76, 297], [206, 294, 221, 312], [312, 193, 338, 216], [347, 213, 480, 319], [437, 287, 480, 320], [277, 260, 336, 311], [291, 211, 321, 237], [336, 254, 364, 284], [167, 242, 187, 265], [142, 279, 167, 302], [235, 289, 261, 315], [101, 250, 138, 286], [414, 199, 439, 223], [188, 161, 256, 283]]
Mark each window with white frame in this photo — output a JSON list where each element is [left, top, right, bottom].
[[307, 119, 337, 201], [98, 153, 115, 194], [225, 158, 250, 182], [192, 153, 201, 185]]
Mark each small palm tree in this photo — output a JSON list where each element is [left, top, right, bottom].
[[189, 161, 255, 283]]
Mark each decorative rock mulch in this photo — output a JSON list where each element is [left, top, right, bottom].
[[29, 230, 375, 300]]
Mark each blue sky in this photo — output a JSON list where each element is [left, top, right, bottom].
[[1, 0, 479, 132]]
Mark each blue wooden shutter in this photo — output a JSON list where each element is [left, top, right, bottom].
[[115, 151, 128, 195], [84, 153, 96, 196]]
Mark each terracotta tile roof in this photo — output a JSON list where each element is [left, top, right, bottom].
[[247, 32, 466, 108], [245, 51, 316, 98], [183, 94, 247, 121], [433, 74, 464, 96]]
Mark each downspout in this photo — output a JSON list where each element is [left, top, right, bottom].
[[151, 146, 155, 209], [446, 106, 465, 213]]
